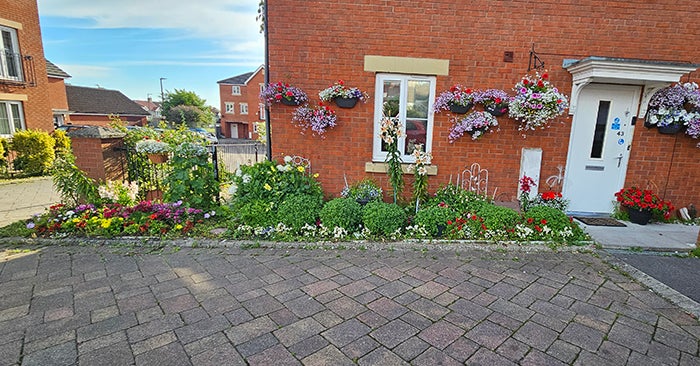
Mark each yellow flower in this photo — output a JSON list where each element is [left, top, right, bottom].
[[72, 218, 80, 223], [175, 224, 183, 230], [313, 173, 319, 178], [100, 219, 111, 228], [264, 183, 272, 191], [297, 166, 305, 173]]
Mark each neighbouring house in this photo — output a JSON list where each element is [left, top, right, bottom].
[[133, 96, 162, 126], [66, 85, 149, 127], [217, 65, 264, 139], [46, 60, 71, 127], [0, 0, 53, 138], [266, 1, 700, 215]]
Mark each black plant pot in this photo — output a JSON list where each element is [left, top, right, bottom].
[[658, 124, 683, 134], [449, 103, 473, 114], [281, 98, 300, 106], [628, 208, 652, 225], [485, 104, 508, 117], [334, 97, 359, 108]]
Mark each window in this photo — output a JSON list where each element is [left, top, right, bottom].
[[225, 102, 235, 114], [231, 86, 241, 95], [0, 26, 22, 81], [240, 103, 248, 115], [373, 74, 436, 162], [259, 83, 265, 94], [258, 103, 266, 120], [0, 101, 25, 137]]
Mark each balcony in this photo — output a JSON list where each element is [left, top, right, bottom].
[[0, 52, 35, 87]]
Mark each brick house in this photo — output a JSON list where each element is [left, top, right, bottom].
[[66, 85, 149, 127], [133, 97, 162, 126], [267, 0, 700, 215], [46, 60, 71, 127], [0, 0, 53, 138], [217, 65, 265, 139]]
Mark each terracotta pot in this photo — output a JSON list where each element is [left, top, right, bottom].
[[147, 153, 169, 164]]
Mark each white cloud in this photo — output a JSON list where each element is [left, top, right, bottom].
[[56, 64, 112, 79]]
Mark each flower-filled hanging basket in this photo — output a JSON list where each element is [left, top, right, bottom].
[[319, 80, 369, 109], [261, 81, 309, 106], [508, 72, 569, 131]]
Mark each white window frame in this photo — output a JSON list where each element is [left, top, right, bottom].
[[231, 85, 241, 95], [372, 73, 436, 163], [258, 103, 265, 120], [240, 103, 248, 115], [0, 26, 22, 81], [225, 102, 235, 114], [0, 101, 25, 137]]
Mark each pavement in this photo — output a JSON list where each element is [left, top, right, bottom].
[[576, 218, 699, 252], [1, 242, 699, 366], [0, 177, 60, 228]]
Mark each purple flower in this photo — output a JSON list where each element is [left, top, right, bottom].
[[26, 222, 35, 229], [204, 213, 211, 219]]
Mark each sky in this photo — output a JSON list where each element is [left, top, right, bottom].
[[37, 0, 264, 110]]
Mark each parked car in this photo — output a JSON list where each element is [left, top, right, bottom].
[[189, 127, 218, 144]]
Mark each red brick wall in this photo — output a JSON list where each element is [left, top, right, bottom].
[[0, 0, 53, 133], [219, 68, 265, 139], [267, 0, 700, 208], [47, 77, 69, 111], [71, 136, 127, 182]]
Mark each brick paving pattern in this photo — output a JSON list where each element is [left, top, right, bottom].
[[0, 244, 698, 365]]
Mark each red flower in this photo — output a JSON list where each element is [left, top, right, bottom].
[[540, 219, 547, 225], [286, 91, 293, 97], [527, 217, 534, 224], [537, 80, 544, 88], [522, 79, 529, 85], [494, 97, 502, 104], [534, 225, 542, 232], [542, 73, 549, 79], [275, 94, 282, 100]]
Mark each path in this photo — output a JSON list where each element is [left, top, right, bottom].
[[0, 177, 60, 227]]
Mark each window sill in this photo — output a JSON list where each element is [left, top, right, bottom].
[[365, 162, 438, 176]]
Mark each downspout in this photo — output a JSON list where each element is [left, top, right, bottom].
[[263, 0, 272, 161]]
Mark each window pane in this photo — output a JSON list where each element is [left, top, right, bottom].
[[407, 80, 430, 119], [590, 101, 610, 159], [0, 103, 10, 135], [405, 119, 427, 155], [10, 103, 22, 130], [382, 80, 400, 117]]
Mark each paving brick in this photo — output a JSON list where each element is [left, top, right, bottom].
[[274, 317, 325, 347], [245, 343, 300, 366], [520, 349, 567, 366], [367, 296, 407, 320], [466, 347, 518, 366], [358, 347, 408, 366], [175, 315, 230, 345], [226, 316, 277, 345], [78, 340, 134, 366], [546, 339, 580, 364], [126, 314, 184, 343], [513, 321, 558, 351], [412, 347, 461, 365], [407, 298, 449, 321], [77, 313, 137, 343], [302, 344, 354, 366], [370, 319, 419, 349], [412, 281, 449, 299], [559, 322, 604, 353], [284, 294, 325, 318], [325, 296, 365, 319], [342, 336, 380, 360], [653, 327, 698, 355], [356, 309, 389, 329], [21, 341, 77, 366], [418, 320, 464, 350], [496, 337, 530, 362], [464, 320, 511, 350], [449, 298, 492, 321], [236, 332, 279, 357], [135, 341, 191, 366], [322, 319, 371, 348]]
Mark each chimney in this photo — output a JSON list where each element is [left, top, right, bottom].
[[147, 96, 152, 103]]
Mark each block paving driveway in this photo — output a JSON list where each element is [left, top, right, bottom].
[[1, 243, 699, 365]]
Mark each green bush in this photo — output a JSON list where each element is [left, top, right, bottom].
[[163, 142, 218, 210], [51, 130, 71, 158], [522, 205, 586, 241], [320, 198, 362, 231], [0, 137, 6, 170], [277, 194, 322, 232], [51, 150, 100, 206], [11, 129, 55, 175], [414, 205, 459, 237], [230, 159, 323, 207], [236, 199, 276, 228], [428, 184, 488, 213], [362, 201, 407, 236], [476, 204, 520, 232]]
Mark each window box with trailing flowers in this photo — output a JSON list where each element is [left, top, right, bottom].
[[433, 84, 474, 114], [260, 81, 309, 106], [448, 111, 499, 142], [318, 80, 370, 109], [614, 187, 674, 225], [646, 82, 700, 136], [508, 72, 569, 131], [291, 102, 338, 137]]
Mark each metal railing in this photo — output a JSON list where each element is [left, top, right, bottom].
[[213, 142, 266, 173]]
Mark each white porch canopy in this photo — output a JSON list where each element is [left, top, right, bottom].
[[563, 57, 699, 116]]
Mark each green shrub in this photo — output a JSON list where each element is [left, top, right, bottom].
[[320, 198, 362, 231], [230, 159, 323, 207], [51, 150, 100, 206], [277, 194, 323, 232], [362, 201, 407, 236], [522, 205, 586, 241], [0, 137, 6, 170], [341, 178, 382, 203], [11, 130, 55, 175], [476, 204, 520, 232], [428, 184, 488, 213], [51, 129, 71, 158], [414, 205, 459, 237], [163, 142, 218, 210], [236, 199, 276, 227]]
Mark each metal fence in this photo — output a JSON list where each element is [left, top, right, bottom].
[[213, 142, 266, 174]]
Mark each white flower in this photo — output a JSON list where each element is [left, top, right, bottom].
[[242, 174, 252, 184], [276, 164, 285, 172], [235, 168, 243, 177], [284, 155, 292, 163], [228, 184, 238, 195]]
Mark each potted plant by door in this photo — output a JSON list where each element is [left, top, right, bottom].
[[433, 84, 475, 114], [318, 79, 370, 108], [135, 138, 171, 164], [614, 187, 674, 224]]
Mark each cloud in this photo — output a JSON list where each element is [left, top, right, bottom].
[[55, 64, 112, 79]]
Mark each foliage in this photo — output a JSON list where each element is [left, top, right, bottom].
[[236, 199, 276, 228], [409, 144, 431, 204], [614, 187, 674, 221], [428, 184, 489, 213], [0, 137, 5, 171], [474, 89, 511, 114], [318, 80, 369, 102], [98, 180, 139, 206], [164, 105, 213, 128], [362, 201, 407, 236], [433, 84, 474, 112], [524, 191, 569, 212], [229, 157, 322, 208], [163, 142, 218, 210], [320, 198, 363, 232], [476, 204, 521, 236], [379, 115, 404, 202], [414, 204, 458, 237], [277, 194, 323, 232], [519, 206, 585, 241], [135, 138, 171, 154], [10, 129, 56, 176], [448, 111, 499, 142], [291, 102, 337, 137], [341, 178, 382, 203], [162, 89, 210, 113], [509, 71, 569, 131], [518, 175, 537, 211], [51, 130, 71, 158], [260, 81, 308, 105], [51, 149, 100, 207]]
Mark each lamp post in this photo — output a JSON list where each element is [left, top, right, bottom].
[[159, 77, 167, 102]]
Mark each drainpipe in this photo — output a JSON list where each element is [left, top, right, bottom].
[[263, 0, 272, 161]]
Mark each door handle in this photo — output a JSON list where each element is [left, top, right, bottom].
[[615, 153, 623, 168]]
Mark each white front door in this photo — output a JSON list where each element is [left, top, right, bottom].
[[563, 84, 640, 214]]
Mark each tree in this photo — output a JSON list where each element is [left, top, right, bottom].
[[161, 89, 214, 128]]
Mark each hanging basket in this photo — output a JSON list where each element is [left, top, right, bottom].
[[485, 104, 508, 117], [627, 208, 652, 225], [449, 103, 473, 114], [657, 124, 683, 134], [334, 97, 359, 109], [147, 153, 169, 164], [281, 98, 301, 106]]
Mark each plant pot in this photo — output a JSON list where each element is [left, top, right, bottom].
[[628, 208, 652, 225], [449, 103, 472, 114], [658, 124, 683, 134], [356, 198, 370, 206], [485, 104, 508, 117], [281, 98, 300, 106], [147, 153, 169, 164], [334, 97, 359, 108]]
